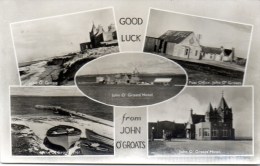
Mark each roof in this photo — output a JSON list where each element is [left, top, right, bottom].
[[154, 78, 172, 83], [224, 49, 232, 56], [159, 30, 193, 44], [191, 114, 205, 124], [201, 46, 222, 54], [218, 96, 229, 109]]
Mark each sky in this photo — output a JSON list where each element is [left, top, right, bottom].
[[148, 87, 253, 138], [11, 87, 82, 96], [146, 9, 252, 58], [77, 53, 186, 75], [11, 8, 115, 63]]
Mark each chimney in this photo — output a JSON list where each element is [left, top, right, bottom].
[[232, 47, 235, 61], [190, 108, 193, 115], [197, 34, 201, 39], [196, 34, 201, 43]]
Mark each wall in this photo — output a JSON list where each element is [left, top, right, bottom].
[[195, 122, 211, 140], [203, 53, 216, 61], [165, 42, 175, 55], [144, 37, 159, 52], [103, 32, 113, 41]]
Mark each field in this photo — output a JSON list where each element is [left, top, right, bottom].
[[149, 139, 253, 155], [151, 53, 245, 86]]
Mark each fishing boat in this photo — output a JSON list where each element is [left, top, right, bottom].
[[85, 129, 114, 147], [46, 125, 81, 151]]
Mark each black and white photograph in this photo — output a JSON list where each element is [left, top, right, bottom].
[[75, 52, 187, 106], [11, 8, 119, 86], [148, 86, 253, 156], [10, 86, 114, 156], [144, 9, 253, 86]]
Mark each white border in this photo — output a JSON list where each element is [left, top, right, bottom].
[[9, 7, 121, 86], [8, 85, 115, 157], [74, 51, 188, 108], [147, 85, 254, 157], [141, 7, 254, 86]]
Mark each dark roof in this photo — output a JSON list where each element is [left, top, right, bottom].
[[159, 30, 193, 44], [218, 96, 229, 109], [224, 49, 232, 56], [201, 46, 222, 54], [191, 114, 205, 124]]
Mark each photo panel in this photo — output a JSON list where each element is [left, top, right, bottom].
[[148, 86, 253, 156], [75, 52, 187, 106], [144, 9, 253, 86], [11, 8, 119, 86], [10, 86, 114, 156]]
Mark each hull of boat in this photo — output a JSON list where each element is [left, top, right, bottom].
[[85, 129, 114, 147], [46, 125, 81, 151], [47, 134, 81, 150]]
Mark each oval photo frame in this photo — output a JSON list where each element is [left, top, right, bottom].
[[75, 52, 187, 107]]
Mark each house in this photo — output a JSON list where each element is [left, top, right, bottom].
[[186, 94, 235, 140], [200, 46, 222, 61], [149, 92, 235, 141], [144, 30, 236, 63], [144, 30, 202, 60], [80, 23, 118, 52], [201, 46, 235, 62], [153, 78, 172, 86], [101, 68, 141, 85]]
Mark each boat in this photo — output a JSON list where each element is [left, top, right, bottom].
[[80, 139, 114, 155], [85, 129, 114, 147], [46, 125, 82, 151]]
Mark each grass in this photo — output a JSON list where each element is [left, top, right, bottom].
[[149, 139, 253, 155]]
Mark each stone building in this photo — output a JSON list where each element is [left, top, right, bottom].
[[80, 23, 118, 52], [149, 92, 235, 140], [186, 94, 235, 140]]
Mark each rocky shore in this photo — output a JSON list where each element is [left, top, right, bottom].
[[19, 46, 119, 86]]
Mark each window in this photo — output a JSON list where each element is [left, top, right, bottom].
[[203, 128, 210, 137], [212, 129, 218, 137], [199, 128, 201, 136], [195, 50, 198, 56], [185, 48, 189, 56], [223, 130, 229, 137]]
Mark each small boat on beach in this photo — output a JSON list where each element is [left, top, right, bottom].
[[85, 129, 114, 147], [46, 125, 81, 151], [80, 139, 114, 155]]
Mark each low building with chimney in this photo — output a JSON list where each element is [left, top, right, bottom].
[[144, 30, 235, 62]]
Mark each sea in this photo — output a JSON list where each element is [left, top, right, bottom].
[[11, 96, 113, 121]]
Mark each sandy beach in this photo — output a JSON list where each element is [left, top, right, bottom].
[[11, 115, 114, 155]]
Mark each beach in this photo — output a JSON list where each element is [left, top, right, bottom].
[[12, 115, 114, 155]]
